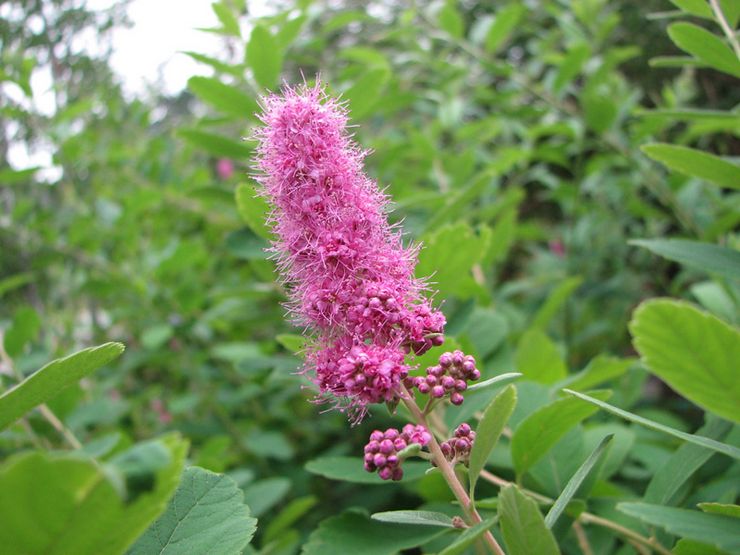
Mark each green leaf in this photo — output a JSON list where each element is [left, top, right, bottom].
[[235, 182, 272, 241], [0, 434, 187, 555], [438, 1, 464, 38], [617, 503, 740, 553], [275, 333, 305, 354], [498, 485, 560, 555], [698, 503, 740, 518], [553, 43, 591, 94], [544, 434, 613, 528], [0, 342, 125, 431], [644, 417, 732, 505], [343, 69, 388, 120], [303, 509, 447, 555], [672, 538, 728, 555], [668, 0, 714, 19], [416, 222, 490, 300], [466, 372, 522, 393], [511, 390, 611, 476], [439, 518, 498, 555], [515, 329, 568, 385], [637, 108, 740, 122], [247, 26, 282, 89], [631, 239, 740, 281], [179, 129, 251, 158], [629, 299, 740, 423], [469, 385, 517, 496], [264, 495, 317, 542], [129, 466, 256, 555], [241, 477, 290, 517], [187, 77, 257, 120], [532, 276, 583, 330], [212, 2, 241, 37], [554, 355, 633, 392], [667, 22, 740, 77], [3, 306, 41, 357], [641, 144, 740, 190], [0, 272, 34, 299], [181, 51, 243, 76], [371, 510, 455, 527], [563, 389, 740, 459], [485, 4, 525, 54], [305, 456, 428, 484]]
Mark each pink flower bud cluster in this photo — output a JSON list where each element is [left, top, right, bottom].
[[406, 350, 481, 405], [438, 423, 476, 465], [364, 425, 432, 480], [254, 84, 445, 418]]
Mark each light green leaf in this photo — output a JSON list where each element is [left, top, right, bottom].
[[0, 434, 187, 555], [667, 23, 740, 77], [466, 372, 522, 393], [515, 329, 568, 385], [235, 182, 271, 240], [629, 299, 740, 423], [438, 1, 464, 38], [181, 51, 243, 76], [532, 276, 583, 330], [439, 517, 498, 555], [553, 44, 591, 94], [554, 355, 633, 392], [264, 495, 317, 542], [241, 478, 290, 518], [303, 509, 447, 555], [563, 389, 740, 459], [129, 466, 256, 555], [0, 342, 125, 431], [668, 0, 713, 18], [698, 503, 740, 518], [3, 306, 40, 357], [305, 456, 428, 484], [618, 503, 740, 552], [343, 69, 388, 120], [275, 334, 305, 354], [247, 26, 282, 89], [179, 129, 251, 159], [469, 385, 517, 496], [212, 2, 240, 37], [485, 4, 525, 53], [544, 434, 613, 528], [0, 272, 34, 299], [371, 510, 455, 527], [498, 485, 560, 555], [644, 417, 732, 505], [631, 239, 740, 281], [637, 108, 740, 122], [187, 76, 257, 119], [641, 144, 740, 190], [511, 390, 611, 476]]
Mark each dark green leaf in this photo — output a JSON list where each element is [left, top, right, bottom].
[[498, 485, 560, 555]]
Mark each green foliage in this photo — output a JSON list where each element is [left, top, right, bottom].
[[498, 485, 560, 555]]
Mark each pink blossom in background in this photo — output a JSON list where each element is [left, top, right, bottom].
[[549, 239, 566, 257], [254, 83, 445, 420], [216, 158, 235, 180]]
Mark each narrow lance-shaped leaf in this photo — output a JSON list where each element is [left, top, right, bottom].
[[468, 384, 517, 497], [371, 511, 455, 528], [630, 239, 740, 281], [641, 144, 740, 190], [0, 342, 125, 431], [544, 434, 613, 528], [498, 485, 560, 555], [666, 22, 740, 77], [563, 389, 740, 460], [629, 299, 740, 423]]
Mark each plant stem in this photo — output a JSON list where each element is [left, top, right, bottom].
[[710, 0, 740, 59], [478, 470, 672, 555], [400, 385, 506, 555]]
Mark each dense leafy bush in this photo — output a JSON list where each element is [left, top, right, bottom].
[[1, 0, 738, 553]]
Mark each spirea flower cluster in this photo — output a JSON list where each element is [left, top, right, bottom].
[[438, 423, 476, 465], [254, 84, 445, 418], [364, 425, 432, 480], [406, 350, 481, 405]]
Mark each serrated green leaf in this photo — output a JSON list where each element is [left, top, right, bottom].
[[305, 456, 428, 484], [469, 385, 517, 496], [498, 485, 560, 555], [179, 129, 251, 158], [0, 434, 187, 555], [544, 434, 613, 528], [188, 76, 257, 120], [618, 503, 740, 552], [563, 389, 740, 459], [303, 509, 447, 555], [641, 144, 740, 190], [371, 510, 455, 527], [630, 299, 740, 423], [485, 4, 525, 53], [511, 390, 611, 476], [0, 342, 125, 431], [515, 329, 568, 385], [667, 23, 740, 77], [631, 239, 740, 281], [129, 466, 256, 555], [247, 26, 282, 89], [235, 182, 271, 240]]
